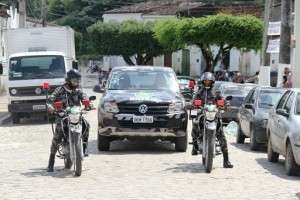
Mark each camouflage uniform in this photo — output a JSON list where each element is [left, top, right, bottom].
[[46, 84, 90, 155], [191, 88, 230, 161]]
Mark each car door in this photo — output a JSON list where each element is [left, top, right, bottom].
[[240, 88, 256, 137], [271, 91, 291, 150], [276, 91, 294, 152]]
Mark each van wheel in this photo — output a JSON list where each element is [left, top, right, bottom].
[[98, 134, 110, 151], [11, 113, 20, 124], [175, 134, 188, 152]]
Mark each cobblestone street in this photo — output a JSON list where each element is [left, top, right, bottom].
[[0, 66, 299, 200]]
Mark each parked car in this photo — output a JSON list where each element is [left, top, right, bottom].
[[94, 66, 188, 152], [245, 71, 278, 87], [177, 76, 196, 102], [218, 83, 256, 124], [267, 89, 300, 176], [236, 86, 287, 151]]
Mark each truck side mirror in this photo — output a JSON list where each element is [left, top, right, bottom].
[[0, 64, 3, 75], [72, 60, 78, 70]]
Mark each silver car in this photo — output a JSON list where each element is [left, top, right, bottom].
[[267, 88, 300, 176]]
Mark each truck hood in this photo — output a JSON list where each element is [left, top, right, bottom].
[[103, 90, 183, 104]]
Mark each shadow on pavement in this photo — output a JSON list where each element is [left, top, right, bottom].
[[21, 167, 82, 179], [87, 139, 180, 155], [255, 157, 300, 180], [163, 162, 208, 173], [230, 141, 268, 154]]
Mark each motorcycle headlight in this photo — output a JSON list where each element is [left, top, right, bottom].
[[205, 111, 217, 121], [261, 119, 268, 128], [168, 102, 183, 113], [69, 113, 80, 123], [103, 102, 119, 113]]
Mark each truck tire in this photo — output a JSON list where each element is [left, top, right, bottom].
[[175, 134, 187, 152], [98, 134, 110, 151], [11, 113, 20, 124]]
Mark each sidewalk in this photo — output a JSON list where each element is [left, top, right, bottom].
[[0, 92, 11, 126]]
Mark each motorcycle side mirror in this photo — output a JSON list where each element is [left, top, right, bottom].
[[194, 100, 202, 106], [189, 80, 195, 88], [54, 101, 63, 108], [217, 100, 225, 107], [43, 82, 50, 90], [89, 96, 96, 101], [225, 95, 232, 101], [82, 99, 90, 106]]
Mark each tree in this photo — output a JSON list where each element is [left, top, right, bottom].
[[153, 14, 263, 72], [87, 19, 171, 65]]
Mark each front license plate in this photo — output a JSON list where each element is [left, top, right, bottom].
[[133, 116, 153, 123], [191, 110, 198, 116], [33, 105, 46, 110]]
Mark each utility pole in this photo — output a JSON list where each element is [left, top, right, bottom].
[[279, 0, 291, 64], [261, 0, 274, 66], [293, 0, 300, 87], [41, 0, 46, 27], [19, 0, 26, 28]]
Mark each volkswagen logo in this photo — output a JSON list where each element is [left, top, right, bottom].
[[139, 104, 148, 114], [35, 88, 42, 95]]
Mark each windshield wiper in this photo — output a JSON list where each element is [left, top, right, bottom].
[[38, 72, 56, 78]]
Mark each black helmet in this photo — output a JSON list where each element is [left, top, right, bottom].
[[65, 69, 81, 85], [200, 72, 215, 88]]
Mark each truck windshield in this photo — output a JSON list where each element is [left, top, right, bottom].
[[8, 55, 66, 80]]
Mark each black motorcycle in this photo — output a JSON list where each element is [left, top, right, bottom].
[[190, 90, 231, 173], [43, 82, 96, 176]]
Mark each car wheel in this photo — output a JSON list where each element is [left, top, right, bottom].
[[97, 134, 110, 151], [236, 122, 245, 144], [285, 143, 300, 176], [175, 134, 188, 152], [250, 126, 260, 151], [267, 135, 279, 162]]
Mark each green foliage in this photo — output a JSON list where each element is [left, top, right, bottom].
[[153, 14, 263, 72], [87, 19, 170, 65]]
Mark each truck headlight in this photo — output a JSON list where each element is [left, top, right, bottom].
[[168, 102, 183, 113], [11, 88, 17, 95], [103, 102, 119, 113]]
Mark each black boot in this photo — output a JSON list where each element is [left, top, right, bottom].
[[47, 153, 55, 172], [191, 139, 198, 156], [83, 143, 89, 157], [223, 152, 233, 168]]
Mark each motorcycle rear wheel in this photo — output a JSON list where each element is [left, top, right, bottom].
[[74, 134, 83, 176], [205, 131, 214, 173]]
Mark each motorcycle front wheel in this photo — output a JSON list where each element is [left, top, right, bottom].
[[64, 156, 73, 169], [74, 134, 83, 176], [205, 130, 214, 173]]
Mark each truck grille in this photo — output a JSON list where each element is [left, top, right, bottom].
[[118, 103, 169, 115], [9, 86, 59, 96]]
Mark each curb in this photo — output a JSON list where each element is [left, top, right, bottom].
[[0, 114, 11, 126]]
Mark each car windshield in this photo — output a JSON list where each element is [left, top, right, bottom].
[[108, 70, 179, 92], [258, 90, 285, 108], [222, 84, 252, 96]]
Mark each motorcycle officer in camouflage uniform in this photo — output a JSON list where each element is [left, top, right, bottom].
[[46, 69, 93, 172], [186, 72, 233, 168]]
